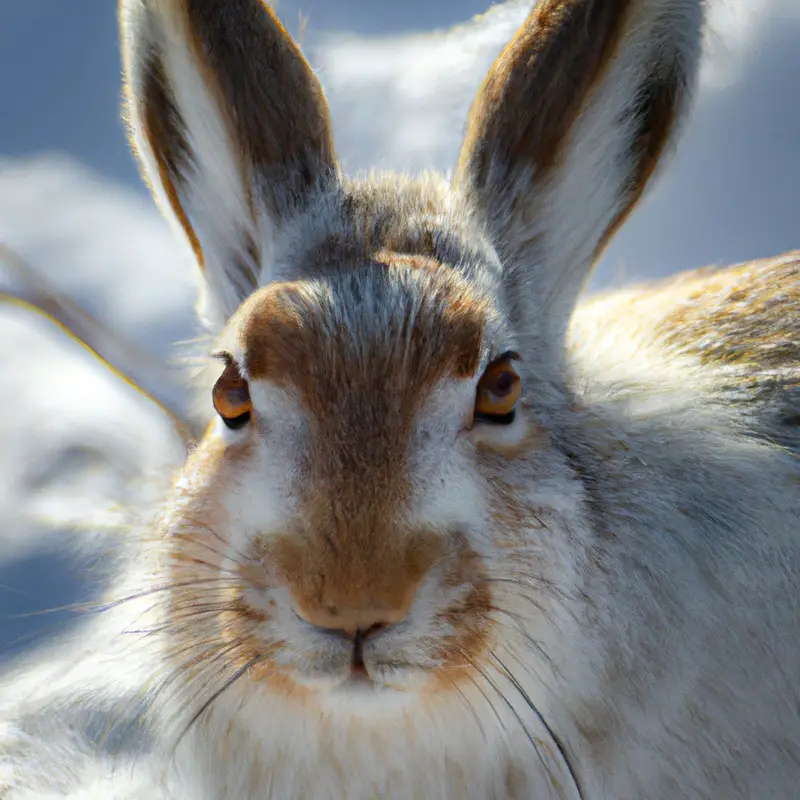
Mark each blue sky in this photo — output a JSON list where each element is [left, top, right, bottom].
[[0, 1, 798, 658], [0, 1, 489, 185], [2, 1, 798, 277]]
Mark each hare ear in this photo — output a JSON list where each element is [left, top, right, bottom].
[[454, 0, 704, 346], [119, 0, 337, 328]]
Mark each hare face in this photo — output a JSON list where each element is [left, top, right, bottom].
[[168, 257, 587, 704]]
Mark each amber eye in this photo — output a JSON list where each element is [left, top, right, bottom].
[[212, 358, 252, 430], [474, 353, 521, 424]]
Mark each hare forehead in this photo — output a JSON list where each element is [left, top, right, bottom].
[[237, 275, 484, 472], [232, 265, 494, 406]]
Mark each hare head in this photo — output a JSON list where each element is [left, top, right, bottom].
[[118, 0, 712, 792]]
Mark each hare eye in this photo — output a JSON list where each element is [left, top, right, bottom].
[[474, 353, 521, 424], [212, 357, 252, 430]]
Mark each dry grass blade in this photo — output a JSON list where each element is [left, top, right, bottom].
[[0, 243, 196, 443]]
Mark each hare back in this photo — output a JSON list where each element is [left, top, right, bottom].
[[571, 250, 800, 453]]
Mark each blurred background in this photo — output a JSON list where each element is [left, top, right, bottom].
[[0, 0, 798, 660]]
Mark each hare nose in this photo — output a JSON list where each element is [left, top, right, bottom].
[[295, 604, 406, 640]]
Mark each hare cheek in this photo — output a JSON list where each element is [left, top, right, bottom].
[[222, 442, 302, 552], [407, 441, 493, 551], [215, 414, 249, 446]]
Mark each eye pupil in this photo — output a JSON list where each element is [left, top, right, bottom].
[[493, 372, 515, 396], [226, 385, 251, 407]]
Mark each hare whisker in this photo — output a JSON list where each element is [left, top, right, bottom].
[[468, 656, 563, 800], [491, 652, 584, 800], [168, 651, 270, 758]]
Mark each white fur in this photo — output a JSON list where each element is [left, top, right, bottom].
[[120, 0, 264, 329], [491, 0, 704, 348]]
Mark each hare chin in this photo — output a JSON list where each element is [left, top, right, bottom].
[[315, 682, 419, 717]]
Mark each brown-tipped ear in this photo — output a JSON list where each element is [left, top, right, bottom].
[[120, 0, 337, 328], [454, 0, 704, 345]]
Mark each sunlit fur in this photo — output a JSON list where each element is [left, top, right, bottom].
[[1, 1, 799, 799]]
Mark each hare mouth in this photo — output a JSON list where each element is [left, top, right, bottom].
[[286, 654, 428, 695], [340, 641, 385, 689], [348, 655, 371, 683], [340, 667, 375, 690]]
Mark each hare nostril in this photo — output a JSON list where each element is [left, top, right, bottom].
[[294, 602, 405, 641], [321, 621, 392, 642], [361, 622, 387, 640]]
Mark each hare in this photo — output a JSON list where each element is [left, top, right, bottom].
[[1, 0, 798, 798]]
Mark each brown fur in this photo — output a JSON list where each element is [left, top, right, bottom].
[[652, 253, 800, 372], [571, 251, 800, 456], [121, 0, 337, 293], [136, 46, 205, 269], [453, 0, 690, 282], [577, 251, 800, 382], [177, 0, 336, 207], [269, 527, 444, 636], [430, 537, 493, 678], [455, 0, 636, 185], [236, 266, 488, 388], [227, 267, 491, 640]]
